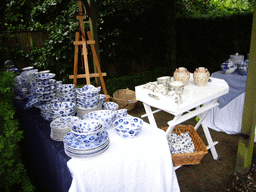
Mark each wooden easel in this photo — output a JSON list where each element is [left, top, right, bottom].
[[69, 0, 110, 100]]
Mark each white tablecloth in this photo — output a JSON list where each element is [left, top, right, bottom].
[[204, 92, 256, 142], [67, 122, 180, 192]]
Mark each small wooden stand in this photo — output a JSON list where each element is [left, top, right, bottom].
[[69, 0, 109, 100]]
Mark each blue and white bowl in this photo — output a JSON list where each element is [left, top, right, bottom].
[[59, 84, 75, 93], [37, 93, 55, 101], [103, 102, 119, 111], [77, 94, 100, 108], [49, 102, 76, 111], [221, 62, 237, 74], [76, 84, 101, 97], [36, 79, 56, 87], [24, 97, 40, 110], [71, 119, 102, 133], [99, 94, 106, 103], [35, 73, 55, 80], [113, 116, 143, 138], [69, 125, 104, 144], [59, 93, 77, 103], [115, 109, 128, 119], [35, 85, 54, 94], [82, 110, 116, 130], [238, 61, 249, 76]]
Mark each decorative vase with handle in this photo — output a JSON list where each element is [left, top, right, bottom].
[[173, 67, 190, 85], [193, 67, 210, 86]]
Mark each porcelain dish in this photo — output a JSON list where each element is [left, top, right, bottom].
[[113, 116, 143, 138]]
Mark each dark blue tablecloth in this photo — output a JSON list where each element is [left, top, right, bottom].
[[14, 99, 72, 192], [211, 71, 247, 109]]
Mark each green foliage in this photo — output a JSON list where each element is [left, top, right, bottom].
[[106, 66, 172, 96], [0, 71, 35, 192], [1, 0, 254, 83]]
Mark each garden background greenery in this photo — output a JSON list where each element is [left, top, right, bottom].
[[0, 0, 254, 190]]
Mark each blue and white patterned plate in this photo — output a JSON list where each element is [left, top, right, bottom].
[[64, 140, 109, 158], [63, 131, 109, 149]]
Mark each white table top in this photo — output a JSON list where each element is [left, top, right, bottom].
[[67, 122, 180, 192], [135, 74, 229, 115]]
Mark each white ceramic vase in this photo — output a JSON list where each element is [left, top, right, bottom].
[[193, 67, 210, 86], [173, 67, 190, 85]]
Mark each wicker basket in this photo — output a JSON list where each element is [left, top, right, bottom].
[[162, 125, 208, 166], [113, 88, 137, 111]]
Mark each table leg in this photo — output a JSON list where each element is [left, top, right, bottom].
[[201, 120, 219, 160], [142, 103, 158, 128]]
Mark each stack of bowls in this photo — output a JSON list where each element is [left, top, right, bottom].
[[63, 119, 110, 158], [76, 85, 106, 118], [58, 84, 76, 103], [40, 103, 52, 121], [113, 116, 144, 138], [14, 66, 38, 99], [35, 73, 56, 103], [49, 102, 76, 121], [82, 110, 116, 130], [237, 61, 249, 76], [50, 116, 80, 141]]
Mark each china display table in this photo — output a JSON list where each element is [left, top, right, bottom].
[[14, 99, 180, 192], [135, 74, 229, 169], [67, 123, 180, 192], [14, 99, 72, 192], [204, 71, 256, 142]]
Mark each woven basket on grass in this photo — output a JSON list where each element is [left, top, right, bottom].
[[113, 88, 137, 111], [162, 125, 208, 166]]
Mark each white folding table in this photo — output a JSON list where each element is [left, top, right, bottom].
[[135, 74, 229, 169]]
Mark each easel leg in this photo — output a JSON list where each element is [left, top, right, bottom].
[[73, 32, 79, 87]]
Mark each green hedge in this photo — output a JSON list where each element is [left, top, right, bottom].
[[0, 71, 34, 192], [105, 66, 173, 96]]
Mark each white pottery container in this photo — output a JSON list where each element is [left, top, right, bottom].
[[193, 67, 210, 86], [173, 67, 190, 85]]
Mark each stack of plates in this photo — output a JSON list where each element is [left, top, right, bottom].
[[50, 116, 80, 141], [63, 131, 110, 158]]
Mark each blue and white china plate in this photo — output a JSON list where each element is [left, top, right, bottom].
[[63, 131, 109, 149], [35, 73, 55, 80], [65, 137, 109, 153], [64, 141, 109, 158], [38, 70, 50, 74], [22, 66, 34, 71]]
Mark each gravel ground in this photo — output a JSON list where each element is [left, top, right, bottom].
[[226, 163, 256, 191]]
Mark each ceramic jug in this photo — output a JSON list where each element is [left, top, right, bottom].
[[173, 67, 190, 85], [193, 67, 210, 86]]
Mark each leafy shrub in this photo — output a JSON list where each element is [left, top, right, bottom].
[[0, 71, 34, 192]]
